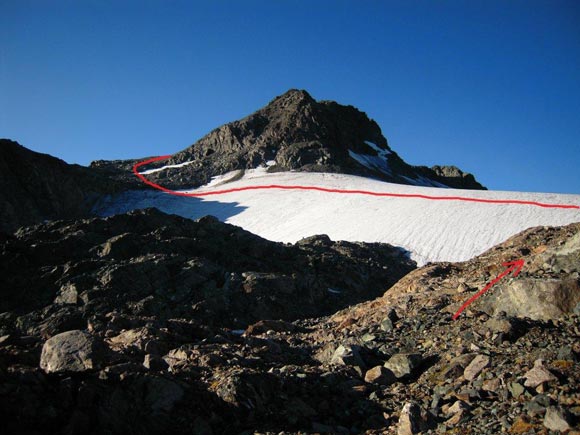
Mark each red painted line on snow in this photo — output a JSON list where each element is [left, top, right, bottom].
[[133, 155, 580, 210]]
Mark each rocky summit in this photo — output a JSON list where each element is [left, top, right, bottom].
[[93, 90, 485, 190]]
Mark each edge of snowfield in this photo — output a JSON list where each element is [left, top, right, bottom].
[[97, 167, 580, 266]]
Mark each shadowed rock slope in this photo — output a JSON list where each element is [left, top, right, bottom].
[[2, 210, 579, 433], [93, 90, 485, 190], [0, 139, 124, 233], [0, 208, 416, 434]]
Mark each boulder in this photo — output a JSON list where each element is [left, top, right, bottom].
[[364, 366, 396, 385], [40, 330, 105, 374], [384, 353, 422, 379], [477, 278, 580, 321]]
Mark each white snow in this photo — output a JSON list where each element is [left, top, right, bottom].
[[348, 141, 393, 176], [139, 160, 194, 175], [97, 170, 580, 266], [401, 175, 449, 188], [348, 150, 392, 175], [364, 140, 392, 156]]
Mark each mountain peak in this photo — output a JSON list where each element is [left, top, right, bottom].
[[114, 91, 485, 191], [268, 89, 315, 107]]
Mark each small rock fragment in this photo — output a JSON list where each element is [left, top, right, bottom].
[[510, 415, 535, 434], [445, 400, 470, 416], [330, 344, 365, 369], [380, 318, 394, 332], [482, 378, 501, 392], [463, 354, 490, 381], [543, 406, 571, 432], [509, 381, 525, 398], [384, 353, 422, 378], [445, 408, 468, 426], [397, 401, 421, 435], [364, 366, 396, 385], [523, 359, 557, 388]]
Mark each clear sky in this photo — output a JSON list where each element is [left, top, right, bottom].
[[1, 1, 579, 194]]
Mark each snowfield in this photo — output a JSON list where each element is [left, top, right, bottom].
[[97, 168, 580, 266]]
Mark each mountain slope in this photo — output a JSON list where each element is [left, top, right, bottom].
[[0, 139, 123, 233], [100, 167, 580, 265], [93, 90, 485, 190]]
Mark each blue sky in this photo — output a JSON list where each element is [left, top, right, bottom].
[[1, 1, 579, 193]]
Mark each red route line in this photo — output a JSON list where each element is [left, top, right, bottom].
[[133, 155, 580, 210]]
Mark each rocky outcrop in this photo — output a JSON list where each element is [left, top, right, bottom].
[[0, 139, 123, 233], [325, 222, 580, 433], [1, 213, 579, 433], [0, 208, 415, 434], [0, 209, 414, 327], [429, 165, 485, 190], [98, 90, 485, 190]]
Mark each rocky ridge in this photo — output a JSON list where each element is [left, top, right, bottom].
[[92, 90, 485, 191], [1, 210, 579, 434], [0, 139, 125, 233]]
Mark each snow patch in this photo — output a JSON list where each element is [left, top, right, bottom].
[[97, 170, 580, 267], [139, 161, 193, 175], [364, 141, 392, 156], [348, 150, 391, 175]]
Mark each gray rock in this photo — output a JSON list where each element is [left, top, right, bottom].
[[508, 381, 525, 398], [40, 330, 105, 374], [463, 354, 490, 381], [478, 278, 580, 321], [380, 318, 394, 332], [384, 353, 422, 378], [539, 231, 580, 274], [331, 344, 366, 369], [397, 401, 422, 435], [364, 366, 396, 385], [523, 359, 557, 388], [543, 406, 571, 432], [557, 346, 577, 362]]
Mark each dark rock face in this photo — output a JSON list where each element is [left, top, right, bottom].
[[0, 208, 415, 434], [0, 208, 414, 327], [0, 139, 123, 233], [99, 90, 485, 190]]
